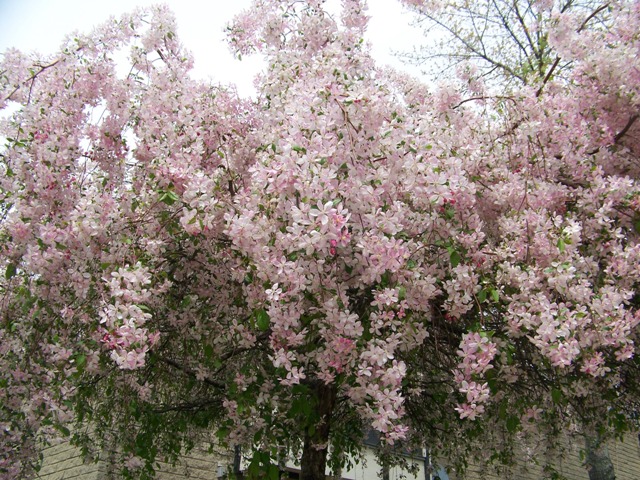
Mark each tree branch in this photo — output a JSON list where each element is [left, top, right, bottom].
[[157, 356, 225, 390], [536, 56, 560, 97], [614, 113, 639, 144], [586, 113, 639, 155], [577, 3, 610, 33], [152, 398, 220, 414], [536, 3, 610, 97]]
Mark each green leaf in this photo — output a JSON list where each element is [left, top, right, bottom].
[[268, 465, 280, 480], [75, 354, 86, 370], [449, 250, 461, 268], [506, 416, 520, 433], [505, 344, 515, 365], [479, 330, 494, 339], [487, 374, 498, 394], [255, 309, 270, 331], [5, 263, 17, 280], [397, 286, 406, 301], [292, 145, 306, 154], [477, 289, 487, 303], [551, 388, 563, 404], [557, 238, 566, 253], [490, 288, 500, 303], [444, 205, 456, 220], [204, 344, 214, 359], [216, 427, 229, 442], [160, 191, 179, 205]]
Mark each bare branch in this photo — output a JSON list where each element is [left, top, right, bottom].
[[536, 56, 561, 97], [577, 2, 610, 33]]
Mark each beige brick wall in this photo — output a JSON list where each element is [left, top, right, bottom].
[[608, 434, 640, 480], [38, 441, 106, 480], [39, 433, 639, 479], [38, 441, 230, 480], [153, 449, 231, 480], [447, 433, 640, 480]]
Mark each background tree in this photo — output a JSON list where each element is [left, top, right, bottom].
[[399, 0, 613, 91], [1, 1, 639, 480], [400, 0, 640, 477]]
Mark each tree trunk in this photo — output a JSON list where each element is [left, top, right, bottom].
[[300, 381, 337, 480], [234, 445, 244, 480], [381, 462, 390, 480], [585, 434, 616, 480]]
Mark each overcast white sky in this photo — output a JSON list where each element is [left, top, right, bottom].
[[0, 0, 426, 97]]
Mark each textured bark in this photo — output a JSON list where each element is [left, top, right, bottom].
[[300, 382, 337, 480], [382, 462, 390, 480], [585, 435, 616, 480]]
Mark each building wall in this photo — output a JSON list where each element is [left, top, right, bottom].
[[443, 433, 640, 480], [281, 446, 427, 480], [608, 434, 640, 480], [38, 441, 229, 480], [340, 450, 426, 480], [150, 449, 229, 480], [39, 433, 640, 480], [38, 440, 106, 480]]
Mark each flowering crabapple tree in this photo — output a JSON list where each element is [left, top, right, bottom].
[[1, 1, 639, 480]]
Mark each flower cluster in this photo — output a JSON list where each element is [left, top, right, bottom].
[[453, 332, 497, 420], [98, 264, 159, 370]]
